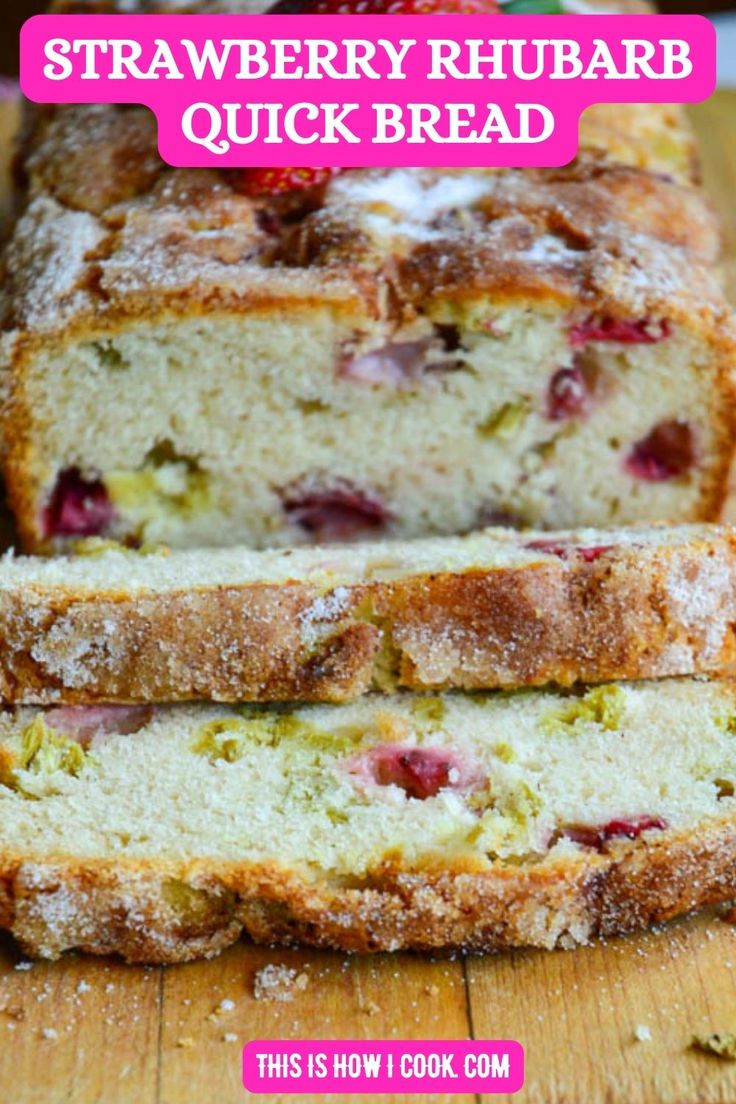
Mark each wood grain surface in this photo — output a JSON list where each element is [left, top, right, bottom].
[[0, 95, 735, 1104]]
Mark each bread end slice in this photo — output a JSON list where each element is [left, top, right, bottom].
[[1, 678, 735, 961]]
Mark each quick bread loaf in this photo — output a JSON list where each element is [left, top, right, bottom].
[[2, 0, 735, 970], [4, 0, 730, 551]]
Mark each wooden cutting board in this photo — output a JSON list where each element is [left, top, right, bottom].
[[1, 94, 736, 1104]]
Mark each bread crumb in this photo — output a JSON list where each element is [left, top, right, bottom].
[[254, 965, 307, 1003], [207, 1000, 237, 1023], [14, 962, 33, 971], [361, 1000, 381, 1016], [176, 1036, 195, 1049], [41, 1028, 58, 1040], [425, 985, 440, 997], [692, 1033, 736, 1059], [634, 1025, 652, 1042], [223, 1032, 238, 1043]]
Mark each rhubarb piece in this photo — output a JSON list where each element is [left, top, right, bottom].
[[348, 744, 484, 800], [282, 479, 389, 541], [0, 715, 91, 793], [564, 815, 667, 851], [570, 316, 671, 348], [42, 468, 115, 540], [44, 705, 153, 746], [541, 684, 626, 735], [625, 420, 695, 482], [479, 401, 529, 438]]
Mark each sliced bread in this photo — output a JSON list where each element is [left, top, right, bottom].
[[0, 524, 735, 702], [1, 677, 736, 961]]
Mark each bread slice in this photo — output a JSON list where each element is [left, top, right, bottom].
[[1, 523, 736, 704], [1, 677, 736, 962], [3, 70, 731, 553]]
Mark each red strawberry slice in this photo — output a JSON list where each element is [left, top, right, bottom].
[[526, 539, 613, 563], [625, 420, 695, 482], [268, 0, 500, 13], [570, 316, 671, 348], [237, 166, 342, 198], [340, 338, 460, 386], [45, 705, 153, 748], [348, 744, 485, 800], [43, 468, 116, 540], [564, 815, 667, 852], [283, 479, 389, 542], [577, 546, 614, 563], [341, 340, 430, 386], [546, 362, 597, 421]]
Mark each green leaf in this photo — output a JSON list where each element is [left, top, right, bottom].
[[503, 0, 564, 12]]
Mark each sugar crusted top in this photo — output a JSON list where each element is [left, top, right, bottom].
[[0, 100, 727, 345]]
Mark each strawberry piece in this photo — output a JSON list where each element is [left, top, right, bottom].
[[341, 340, 430, 386], [526, 539, 613, 563], [546, 364, 593, 421], [237, 166, 342, 198], [349, 744, 485, 800], [625, 420, 695, 482], [43, 468, 116, 539], [564, 815, 667, 852], [340, 337, 460, 386], [255, 0, 502, 195], [373, 747, 454, 799], [570, 316, 671, 348], [45, 705, 153, 748], [577, 546, 614, 563], [268, 0, 500, 12], [283, 479, 389, 542]]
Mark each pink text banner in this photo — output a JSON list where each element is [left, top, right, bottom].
[[242, 1039, 525, 1094], [20, 14, 715, 167]]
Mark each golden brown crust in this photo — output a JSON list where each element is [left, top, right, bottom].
[[0, 528, 735, 703], [2, 813, 736, 962], [3, 105, 724, 344]]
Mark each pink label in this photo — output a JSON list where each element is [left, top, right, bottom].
[[242, 1039, 524, 1093], [20, 14, 715, 168]]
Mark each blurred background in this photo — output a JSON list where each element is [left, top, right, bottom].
[[0, 0, 734, 83]]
